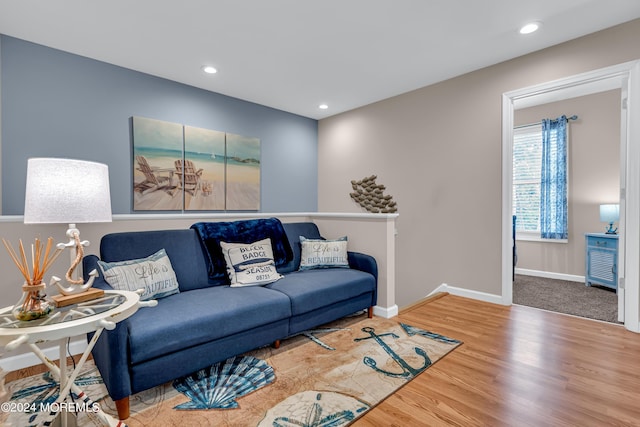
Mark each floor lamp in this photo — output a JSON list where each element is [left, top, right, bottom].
[[23, 158, 112, 296]]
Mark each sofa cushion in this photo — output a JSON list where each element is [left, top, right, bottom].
[[97, 248, 179, 300], [191, 218, 293, 283], [299, 236, 349, 270], [266, 269, 375, 316], [127, 286, 291, 364], [220, 238, 283, 287], [100, 229, 212, 291]]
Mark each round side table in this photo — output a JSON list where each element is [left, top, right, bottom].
[[0, 290, 155, 427]]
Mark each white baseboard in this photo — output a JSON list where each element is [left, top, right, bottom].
[[429, 283, 504, 305], [0, 339, 88, 372], [373, 304, 398, 318], [428, 284, 449, 297], [515, 268, 585, 283]]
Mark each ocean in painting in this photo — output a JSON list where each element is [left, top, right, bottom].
[[135, 147, 259, 169]]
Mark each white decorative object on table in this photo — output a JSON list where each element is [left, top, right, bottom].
[[50, 268, 100, 296], [23, 158, 112, 296]]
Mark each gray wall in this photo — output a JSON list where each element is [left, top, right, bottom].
[[0, 35, 318, 214], [318, 19, 640, 308]]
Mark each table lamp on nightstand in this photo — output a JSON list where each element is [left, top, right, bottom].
[[23, 158, 112, 303], [599, 203, 619, 234]]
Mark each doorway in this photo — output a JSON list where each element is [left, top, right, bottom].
[[501, 60, 640, 333], [512, 90, 620, 323]]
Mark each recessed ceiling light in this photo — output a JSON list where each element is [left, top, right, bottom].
[[519, 22, 541, 35], [202, 65, 218, 74], [319, 104, 329, 110]]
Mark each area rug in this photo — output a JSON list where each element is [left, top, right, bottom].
[[7, 312, 462, 427], [5, 362, 107, 426]]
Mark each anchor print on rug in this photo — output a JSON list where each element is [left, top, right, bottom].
[[354, 326, 431, 378], [400, 323, 462, 345], [290, 327, 350, 351]]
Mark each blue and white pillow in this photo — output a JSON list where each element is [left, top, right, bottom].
[[299, 236, 349, 270], [220, 238, 283, 287], [97, 248, 180, 300]]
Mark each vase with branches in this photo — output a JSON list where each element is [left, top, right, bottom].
[[3, 237, 62, 321]]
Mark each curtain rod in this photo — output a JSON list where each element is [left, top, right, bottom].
[[515, 114, 578, 130]]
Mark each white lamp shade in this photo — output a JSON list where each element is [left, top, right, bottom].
[[24, 158, 112, 224], [599, 204, 620, 223]]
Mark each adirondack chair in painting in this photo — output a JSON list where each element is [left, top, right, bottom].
[[175, 159, 204, 196], [134, 155, 174, 194]]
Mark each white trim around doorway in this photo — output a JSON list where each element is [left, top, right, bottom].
[[501, 60, 640, 333]]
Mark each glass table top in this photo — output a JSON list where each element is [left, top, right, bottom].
[[0, 293, 127, 330]]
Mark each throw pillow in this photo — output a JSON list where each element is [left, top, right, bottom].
[[299, 236, 349, 270], [191, 218, 293, 283], [219, 238, 283, 287], [97, 248, 180, 301]]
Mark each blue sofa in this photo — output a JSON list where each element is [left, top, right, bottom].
[[82, 219, 377, 420]]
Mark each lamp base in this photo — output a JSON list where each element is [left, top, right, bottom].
[[605, 222, 618, 234]]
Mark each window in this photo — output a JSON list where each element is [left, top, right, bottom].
[[513, 124, 542, 235]]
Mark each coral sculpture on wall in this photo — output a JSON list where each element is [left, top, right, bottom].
[[350, 175, 398, 213]]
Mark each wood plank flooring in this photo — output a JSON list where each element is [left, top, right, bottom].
[[355, 294, 640, 427]]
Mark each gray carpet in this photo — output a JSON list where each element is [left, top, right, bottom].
[[513, 274, 620, 323]]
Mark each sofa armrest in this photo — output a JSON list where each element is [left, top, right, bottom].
[[82, 254, 114, 291], [348, 251, 378, 279], [83, 254, 132, 400], [348, 251, 378, 306], [88, 321, 133, 401]]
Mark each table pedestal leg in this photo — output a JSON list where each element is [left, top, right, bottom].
[[55, 340, 75, 427]]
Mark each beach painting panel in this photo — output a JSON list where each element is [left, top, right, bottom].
[[226, 133, 261, 211], [131, 116, 261, 212], [184, 126, 226, 210], [132, 116, 184, 211]]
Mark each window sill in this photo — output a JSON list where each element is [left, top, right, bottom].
[[516, 233, 568, 244]]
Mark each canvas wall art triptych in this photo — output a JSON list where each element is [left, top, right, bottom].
[[132, 116, 260, 211]]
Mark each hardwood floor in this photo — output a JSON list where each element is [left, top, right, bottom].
[[355, 294, 640, 427]]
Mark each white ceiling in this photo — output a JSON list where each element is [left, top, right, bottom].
[[1, 0, 640, 120]]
